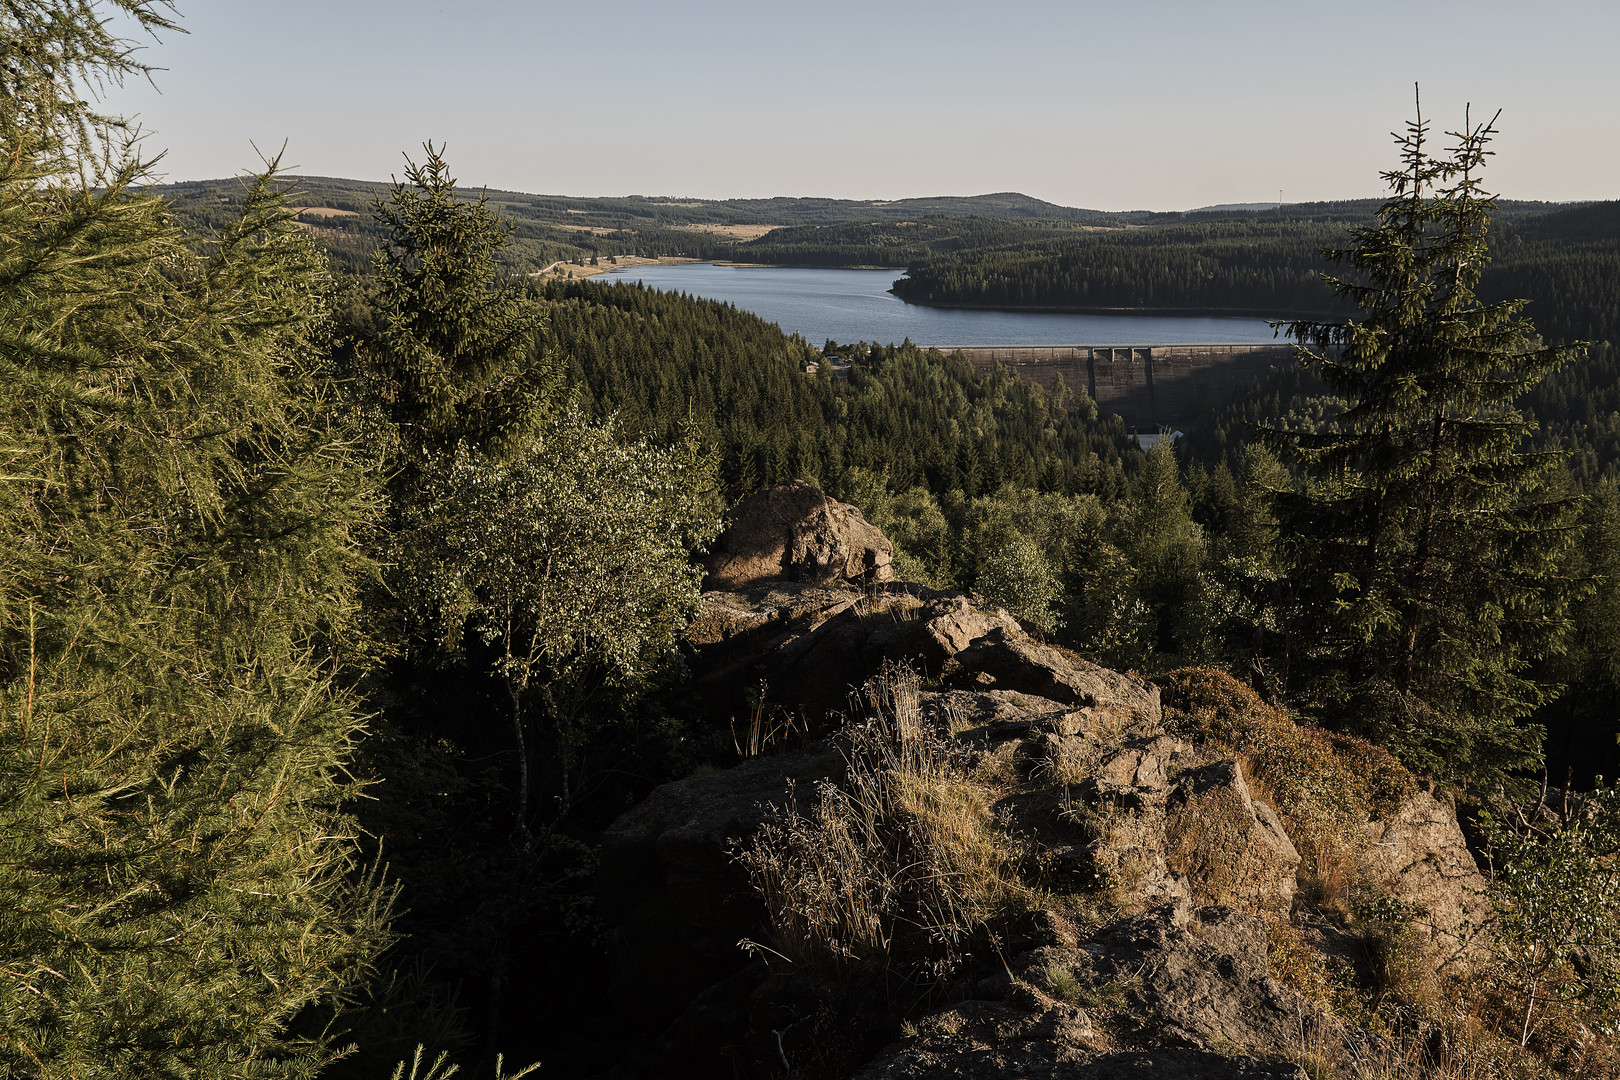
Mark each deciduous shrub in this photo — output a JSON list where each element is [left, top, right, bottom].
[[977, 535, 1064, 636], [1478, 784, 1620, 1055]]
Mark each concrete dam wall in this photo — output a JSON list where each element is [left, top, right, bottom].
[[946, 343, 1296, 431]]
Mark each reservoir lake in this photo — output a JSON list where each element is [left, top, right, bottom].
[[590, 263, 1281, 348]]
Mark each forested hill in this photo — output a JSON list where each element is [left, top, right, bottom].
[[719, 215, 1122, 268], [719, 198, 1587, 271], [1489, 201, 1620, 479], [988, 197, 1620, 481], [152, 176, 1127, 275], [156, 175, 1592, 314], [891, 216, 1361, 315], [160, 172, 1620, 477], [1484, 200, 1620, 345], [890, 200, 1618, 326]]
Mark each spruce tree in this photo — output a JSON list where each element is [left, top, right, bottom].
[[1267, 98, 1583, 781], [0, 4, 391, 1074], [364, 144, 552, 468]]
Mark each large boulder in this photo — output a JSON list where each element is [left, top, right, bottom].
[[867, 592, 1024, 674], [684, 580, 910, 723], [1165, 760, 1301, 913], [704, 481, 894, 590], [1360, 787, 1488, 968]]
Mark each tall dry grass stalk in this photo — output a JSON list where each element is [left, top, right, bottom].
[[1289, 1002, 1549, 1080], [735, 664, 1035, 982], [732, 680, 800, 757]]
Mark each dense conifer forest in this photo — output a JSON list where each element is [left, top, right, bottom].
[[539, 279, 1133, 502], [168, 172, 1620, 484]]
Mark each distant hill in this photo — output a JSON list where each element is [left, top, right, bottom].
[[145, 174, 1606, 292], [149, 176, 1118, 231], [1190, 201, 1285, 213], [853, 191, 1105, 220], [147, 176, 1136, 274]]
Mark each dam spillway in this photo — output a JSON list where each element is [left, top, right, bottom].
[[942, 343, 1296, 431]]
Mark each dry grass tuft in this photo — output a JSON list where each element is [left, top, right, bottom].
[[852, 591, 926, 629], [1288, 1003, 1551, 1080], [1040, 963, 1085, 1004], [1344, 892, 1438, 1010], [1032, 730, 1099, 787], [732, 681, 802, 758], [735, 664, 1038, 983]]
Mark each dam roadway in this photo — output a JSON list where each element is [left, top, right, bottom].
[[937, 342, 1296, 432]]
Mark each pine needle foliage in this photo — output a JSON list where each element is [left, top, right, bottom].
[[0, 0, 179, 175], [0, 5, 392, 1074], [365, 145, 552, 467], [1266, 96, 1584, 782]]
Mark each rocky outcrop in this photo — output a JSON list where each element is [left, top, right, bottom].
[[1360, 787, 1489, 968], [686, 578, 1158, 731], [703, 481, 894, 589], [855, 903, 1333, 1078], [598, 505, 1488, 1078], [1009, 730, 1299, 916], [686, 579, 882, 721]]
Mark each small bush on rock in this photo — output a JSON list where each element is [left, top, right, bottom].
[[1265, 923, 1360, 1018], [977, 535, 1064, 637], [1158, 668, 1416, 907]]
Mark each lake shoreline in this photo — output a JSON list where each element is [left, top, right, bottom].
[[531, 255, 704, 282], [584, 263, 1281, 348], [713, 261, 907, 272], [890, 296, 1343, 322], [537, 258, 909, 282], [582, 261, 1323, 324]]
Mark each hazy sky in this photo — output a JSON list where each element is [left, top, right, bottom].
[[107, 0, 1619, 212]]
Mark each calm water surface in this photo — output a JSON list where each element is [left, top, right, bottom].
[[591, 263, 1279, 347]]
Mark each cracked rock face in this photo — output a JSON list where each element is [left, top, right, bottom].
[[1360, 788, 1489, 968], [854, 903, 1327, 1080], [947, 627, 1162, 729], [685, 574, 1160, 731], [1165, 761, 1301, 914]]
